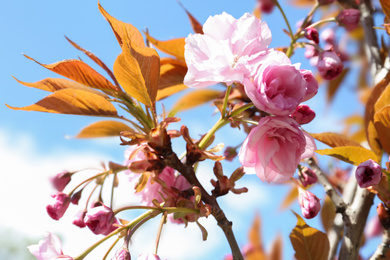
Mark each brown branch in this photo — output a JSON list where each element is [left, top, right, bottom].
[[370, 229, 390, 260], [162, 148, 243, 260]]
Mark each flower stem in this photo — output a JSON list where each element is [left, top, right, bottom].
[[307, 17, 337, 29], [69, 171, 107, 196], [198, 118, 229, 150], [154, 212, 167, 255], [114, 205, 200, 215], [274, 0, 294, 57], [222, 85, 232, 118]]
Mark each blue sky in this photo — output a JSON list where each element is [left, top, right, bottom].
[[0, 0, 382, 259]]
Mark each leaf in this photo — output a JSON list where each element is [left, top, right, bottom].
[[320, 196, 336, 233], [310, 132, 362, 148], [196, 220, 208, 241], [280, 185, 298, 210], [156, 59, 188, 100], [374, 105, 390, 154], [178, 2, 203, 34], [246, 214, 267, 260], [13, 77, 107, 97], [6, 89, 118, 117], [65, 36, 119, 86], [290, 211, 330, 260], [24, 55, 117, 91], [268, 234, 283, 260], [113, 31, 153, 107], [144, 32, 186, 62], [364, 71, 390, 157], [327, 68, 349, 103], [98, 3, 145, 47], [316, 146, 378, 166], [170, 89, 221, 113], [379, 0, 390, 19], [75, 120, 133, 138]]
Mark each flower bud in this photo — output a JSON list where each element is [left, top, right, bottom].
[[301, 70, 319, 102], [320, 28, 335, 44], [28, 232, 66, 259], [298, 188, 321, 219], [355, 159, 382, 188], [317, 0, 335, 5], [224, 147, 238, 162], [50, 170, 71, 192], [113, 247, 131, 260], [72, 210, 86, 228], [290, 104, 316, 125], [70, 189, 82, 205], [299, 167, 318, 187], [137, 254, 161, 260], [317, 50, 343, 80], [84, 205, 118, 235], [257, 0, 275, 14], [337, 9, 361, 31], [377, 203, 390, 229], [304, 28, 319, 44], [46, 192, 71, 220]]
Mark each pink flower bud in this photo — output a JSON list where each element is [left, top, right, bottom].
[[46, 192, 71, 220], [28, 232, 72, 260], [70, 189, 82, 205], [72, 210, 86, 228], [298, 188, 321, 219], [84, 205, 118, 235], [300, 70, 318, 102], [299, 167, 318, 187], [137, 254, 162, 260], [337, 9, 361, 31], [304, 28, 319, 44], [50, 171, 71, 192], [317, 50, 343, 80], [320, 28, 335, 44], [318, 0, 335, 5], [224, 147, 238, 161], [113, 248, 131, 260], [290, 104, 316, 125], [355, 159, 382, 188], [257, 0, 274, 13]]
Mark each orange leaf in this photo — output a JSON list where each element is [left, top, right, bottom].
[[24, 55, 117, 91], [6, 89, 118, 117], [156, 60, 188, 100], [268, 233, 283, 260], [316, 146, 378, 166], [320, 196, 336, 233], [280, 185, 298, 210], [113, 31, 153, 107], [178, 2, 203, 34], [310, 132, 362, 148], [144, 32, 186, 62], [75, 120, 133, 138], [364, 71, 390, 157], [246, 214, 267, 260], [65, 36, 119, 87], [98, 2, 145, 47], [327, 68, 349, 103], [374, 105, 390, 155], [12, 77, 107, 97], [379, 0, 390, 19], [290, 211, 330, 260], [170, 89, 221, 114]]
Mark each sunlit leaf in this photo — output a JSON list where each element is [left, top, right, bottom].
[[349, 128, 367, 143], [179, 3, 203, 34], [24, 55, 117, 91], [379, 0, 390, 19], [171, 89, 221, 113], [98, 3, 145, 47], [246, 214, 267, 260], [13, 77, 107, 97], [144, 33, 186, 62], [327, 68, 349, 103], [196, 220, 208, 241], [157, 60, 188, 100], [316, 146, 378, 166], [290, 211, 330, 260], [320, 196, 336, 233], [65, 36, 119, 86], [6, 89, 118, 117], [310, 132, 362, 148], [288, 0, 315, 7], [75, 120, 133, 138], [374, 105, 390, 154], [269, 233, 283, 260], [113, 31, 153, 107], [280, 185, 298, 210]]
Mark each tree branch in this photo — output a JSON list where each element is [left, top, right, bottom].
[[370, 229, 390, 259]]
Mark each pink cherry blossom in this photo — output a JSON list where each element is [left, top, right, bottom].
[[184, 12, 271, 88], [300, 69, 319, 102], [113, 247, 131, 260], [28, 232, 73, 260], [298, 188, 321, 219], [243, 50, 309, 116], [46, 192, 71, 220], [337, 9, 361, 31], [137, 253, 162, 260], [50, 170, 71, 192], [317, 50, 343, 80], [355, 159, 382, 188], [72, 210, 86, 228], [290, 104, 316, 125], [299, 166, 318, 187], [84, 205, 118, 235], [239, 116, 316, 183]]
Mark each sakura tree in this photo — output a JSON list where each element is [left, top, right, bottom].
[[8, 0, 390, 259]]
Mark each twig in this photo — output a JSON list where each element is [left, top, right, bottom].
[[370, 229, 390, 259]]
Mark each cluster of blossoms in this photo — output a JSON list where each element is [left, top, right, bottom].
[[184, 12, 317, 183]]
